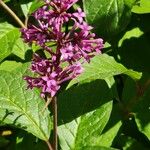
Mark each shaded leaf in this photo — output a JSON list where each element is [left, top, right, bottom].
[[133, 86, 150, 140], [122, 77, 137, 106], [114, 134, 149, 150], [16, 131, 48, 150], [83, 0, 136, 38], [118, 31, 150, 72], [58, 80, 113, 149], [0, 136, 9, 148], [122, 74, 150, 140]]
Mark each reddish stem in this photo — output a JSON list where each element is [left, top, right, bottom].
[[52, 96, 58, 150]]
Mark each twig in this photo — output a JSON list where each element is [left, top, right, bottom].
[[42, 96, 58, 149], [52, 96, 58, 150], [46, 140, 53, 150], [0, 0, 26, 28], [25, 16, 28, 28]]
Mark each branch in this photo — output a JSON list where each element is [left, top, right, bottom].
[[0, 0, 26, 28]]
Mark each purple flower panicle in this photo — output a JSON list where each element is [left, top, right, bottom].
[[21, 0, 103, 98], [24, 53, 83, 97]]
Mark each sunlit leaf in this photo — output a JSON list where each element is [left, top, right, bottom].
[[0, 64, 52, 141]]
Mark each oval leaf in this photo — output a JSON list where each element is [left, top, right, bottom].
[[0, 22, 20, 62], [12, 38, 30, 60], [68, 54, 142, 88], [58, 80, 113, 149], [0, 64, 52, 141], [82, 146, 118, 150], [132, 0, 150, 14], [0, 61, 22, 72], [83, 0, 136, 38]]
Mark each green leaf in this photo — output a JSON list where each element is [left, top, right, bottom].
[[122, 74, 150, 140], [115, 134, 149, 150], [29, 0, 45, 14], [81, 146, 118, 150], [0, 61, 22, 71], [132, 0, 150, 14], [91, 78, 122, 147], [118, 28, 150, 72], [58, 80, 113, 149], [20, 0, 44, 17], [0, 136, 9, 148], [0, 22, 20, 62], [15, 131, 48, 150], [122, 77, 137, 106], [118, 27, 143, 47], [97, 104, 122, 147], [3, 0, 10, 2], [83, 0, 136, 38], [20, 2, 33, 17], [12, 38, 30, 60], [68, 54, 142, 88], [0, 64, 52, 141], [133, 86, 150, 140]]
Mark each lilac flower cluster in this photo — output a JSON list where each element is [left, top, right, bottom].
[[21, 0, 103, 98]]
